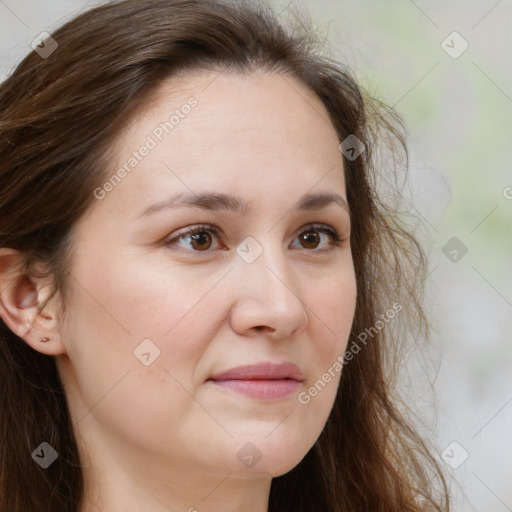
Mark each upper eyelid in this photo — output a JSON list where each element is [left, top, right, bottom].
[[163, 205, 351, 237], [171, 222, 341, 236], [166, 222, 346, 247]]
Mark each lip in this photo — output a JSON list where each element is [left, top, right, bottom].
[[209, 361, 304, 381], [208, 362, 304, 401]]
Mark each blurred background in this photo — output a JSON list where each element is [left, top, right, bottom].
[[1, 1, 511, 509]]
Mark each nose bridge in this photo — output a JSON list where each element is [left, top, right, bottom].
[[234, 233, 305, 315], [227, 229, 312, 338]]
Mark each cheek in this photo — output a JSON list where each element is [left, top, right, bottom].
[[59, 259, 216, 414], [300, 270, 356, 405], [107, 259, 225, 339], [59, 273, 218, 455], [69, 253, 219, 350], [310, 269, 357, 353]]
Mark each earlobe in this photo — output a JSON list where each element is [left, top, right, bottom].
[[0, 248, 66, 356]]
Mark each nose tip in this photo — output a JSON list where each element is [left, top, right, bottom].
[[251, 307, 309, 337], [229, 257, 310, 340]]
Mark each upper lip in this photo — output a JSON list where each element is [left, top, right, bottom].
[[209, 362, 304, 381]]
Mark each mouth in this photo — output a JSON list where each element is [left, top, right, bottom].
[[207, 361, 303, 401]]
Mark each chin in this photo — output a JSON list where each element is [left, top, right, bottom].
[[219, 430, 314, 477]]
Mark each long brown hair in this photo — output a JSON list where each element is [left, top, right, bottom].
[[0, 0, 450, 510]]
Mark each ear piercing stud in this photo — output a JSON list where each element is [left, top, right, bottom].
[[40, 336, 50, 343]]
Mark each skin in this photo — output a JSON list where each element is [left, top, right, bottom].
[[0, 70, 357, 512]]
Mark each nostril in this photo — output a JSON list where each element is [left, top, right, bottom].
[[253, 325, 276, 334]]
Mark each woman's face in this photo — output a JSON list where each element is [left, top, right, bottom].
[[56, 70, 357, 483]]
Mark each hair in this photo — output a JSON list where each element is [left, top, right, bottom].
[[0, 0, 450, 510]]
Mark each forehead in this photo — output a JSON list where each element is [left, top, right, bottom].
[[97, 70, 346, 215]]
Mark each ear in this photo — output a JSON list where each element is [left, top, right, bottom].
[[0, 248, 66, 356]]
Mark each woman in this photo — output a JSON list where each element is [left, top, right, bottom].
[[0, 0, 450, 511]]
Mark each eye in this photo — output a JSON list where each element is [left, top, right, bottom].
[[165, 224, 223, 252], [291, 224, 345, 251], [164, 223, 346, 253]]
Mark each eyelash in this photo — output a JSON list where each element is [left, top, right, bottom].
[[164, 223, 346, 254]]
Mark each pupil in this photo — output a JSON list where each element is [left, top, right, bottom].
[[302, 231, 319, 249], [191, 231, 211, 250]]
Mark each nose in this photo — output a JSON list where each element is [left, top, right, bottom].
[[229, 240, 309, 340]]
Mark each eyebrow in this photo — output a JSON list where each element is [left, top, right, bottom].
[[136, 191, 350, 218]]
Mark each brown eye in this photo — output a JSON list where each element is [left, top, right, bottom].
[[165, 223, 344, 254], [292, 224, 343, 252], [300, 230, 321, 249], [165, 224, 221, 252], [187, 231, 213, 251]]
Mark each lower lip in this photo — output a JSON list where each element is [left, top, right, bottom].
[[209, 379, 302, 401]]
